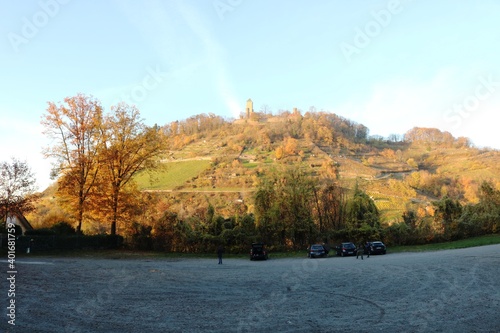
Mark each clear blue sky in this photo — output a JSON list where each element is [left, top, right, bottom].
[[2, 0, 500, 190]]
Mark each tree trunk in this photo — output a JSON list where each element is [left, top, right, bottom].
[[77, 196, 84, 234], [110, 185, 120, 235]]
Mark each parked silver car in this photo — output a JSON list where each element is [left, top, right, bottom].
[[308, 244, 328, 258]]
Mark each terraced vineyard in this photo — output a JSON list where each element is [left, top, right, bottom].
[[129, 128, 495, 225]]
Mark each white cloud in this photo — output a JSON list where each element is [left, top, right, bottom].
[[333, 69, 500, 149]]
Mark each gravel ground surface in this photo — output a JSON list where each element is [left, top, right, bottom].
[[2, 244, 500, 333]]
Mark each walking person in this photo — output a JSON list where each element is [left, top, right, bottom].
[[365, 242, 371, 258], [217, 245, 224, 264], [356, 244, 364, 260]]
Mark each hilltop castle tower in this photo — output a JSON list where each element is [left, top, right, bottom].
[[245, 98, 254, 118]]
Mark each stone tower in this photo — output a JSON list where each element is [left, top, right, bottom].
[[245, 98, 254, 118]]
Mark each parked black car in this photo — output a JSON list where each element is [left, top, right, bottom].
[[335, 242, 357, 256], [367, 241, 387, 255], [308, 244, 328, 258], [250, 243, 268, 260]]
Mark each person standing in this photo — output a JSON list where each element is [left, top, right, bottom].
[[217, 245, 224, 264], [356, 244, 364, 260], [364, 242, 371, 258]]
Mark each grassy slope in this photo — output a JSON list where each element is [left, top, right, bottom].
[[135, 160, 212, 190]]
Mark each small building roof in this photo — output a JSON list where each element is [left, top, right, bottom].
[[6, 210, 34, 234]]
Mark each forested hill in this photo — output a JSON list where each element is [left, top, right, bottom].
[[131, 110, 500, 223]]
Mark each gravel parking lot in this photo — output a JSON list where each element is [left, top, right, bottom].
[[3, 244, 500, 333]]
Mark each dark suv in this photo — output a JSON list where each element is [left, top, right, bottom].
[[250, 243, 268, 260], [335, 242, 357, 256], [367, 241, 387, 255]]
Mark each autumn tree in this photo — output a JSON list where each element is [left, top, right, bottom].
[[282, 137, 297, 156], [259, 104, 272, 115], [254, 177, 283, 246], [404, 127, 455, 146], [345, 185, 380, 229], [280, 168, 316, 248], [456, 181, 499, 237], [41, 94, 103, 233], [433, 196, 462, 238], [312, 182, 347, 234], [97, 103, 167, 235], [275, 146, 285, 160], [254, 168, 316, 249], [402, 210, 418, 230], [0, 158, 37, 222]]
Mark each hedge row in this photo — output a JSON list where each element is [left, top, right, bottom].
[[0, 234, 124, 252]]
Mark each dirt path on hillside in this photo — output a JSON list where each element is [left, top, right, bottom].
[[3, 245, 500, 333]]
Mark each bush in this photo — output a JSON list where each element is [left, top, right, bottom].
[[8, 234, 124, 252], [25, 222, 77, 236], [330, 226, 383, 245], [51, 221, 77, 235], [384, 223, 410, 246], [25, 228, 56, 236]]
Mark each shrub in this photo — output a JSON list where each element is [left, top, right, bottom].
[[25, 228, 56, 236], [9, 234, 124, 252], [51, 221, 77, 235]]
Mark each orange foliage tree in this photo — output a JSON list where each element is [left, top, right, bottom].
[[97, 103, 167, 235], [41, 94, 103, 233]]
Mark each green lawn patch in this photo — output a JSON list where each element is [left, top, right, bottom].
[[242, 162, 259, 169], [135, 160, 212, 190], [389, 234, 500, 253]]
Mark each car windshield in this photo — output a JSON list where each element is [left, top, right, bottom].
[[372, 242, 383, 246], [311, 245, 323, 250]]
